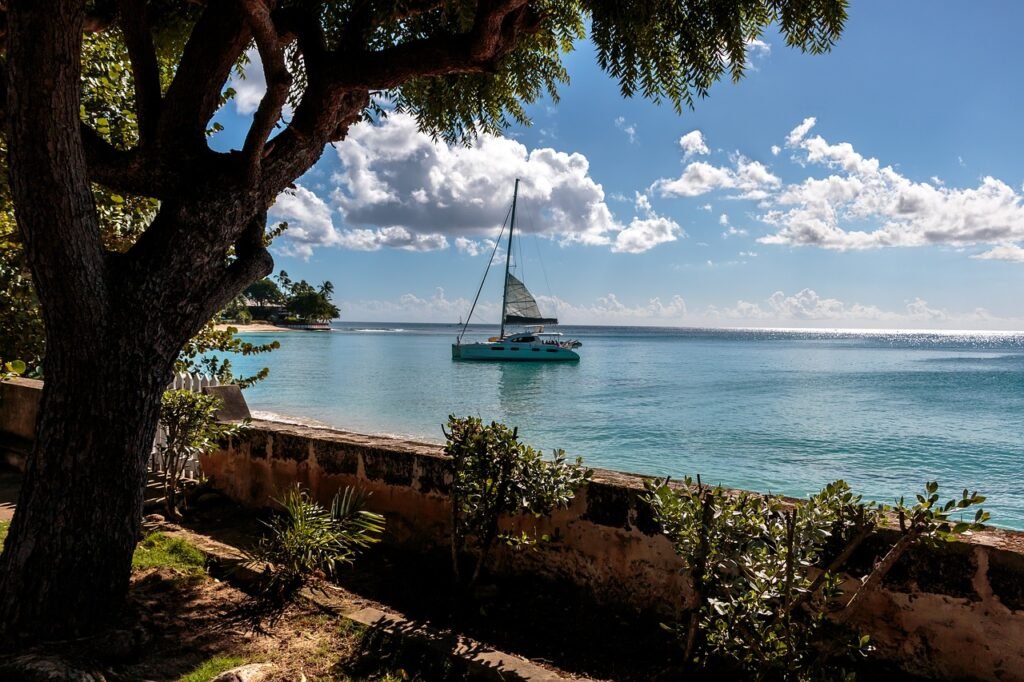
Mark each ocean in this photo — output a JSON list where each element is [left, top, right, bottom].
[[229, 324, 1024, 528]]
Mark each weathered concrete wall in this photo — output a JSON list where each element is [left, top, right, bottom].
[[203, 419, 1024, 682], [0, 377, 42, 470]]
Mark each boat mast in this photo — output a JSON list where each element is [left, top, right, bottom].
[[500, 178, 519, 340]]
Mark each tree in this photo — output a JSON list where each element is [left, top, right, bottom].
[[0, 0, 847, 637], [244, 277, 285, 309], [286, 290, 341, 323]]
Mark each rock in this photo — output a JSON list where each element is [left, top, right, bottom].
[[210, 663, 275, 682], [195, 492, 223, 507]]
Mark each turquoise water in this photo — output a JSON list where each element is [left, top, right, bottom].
[[230, 324, 1024, 528]]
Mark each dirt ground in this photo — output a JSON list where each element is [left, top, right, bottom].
[[2, 564, 475, 682]]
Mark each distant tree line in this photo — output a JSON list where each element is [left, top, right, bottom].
[[240, 270, 340, 324]]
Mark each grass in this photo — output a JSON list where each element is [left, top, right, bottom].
[[132, 532, 206, 574], [1, 526, 204, 577], [178, 655, 247, 682]]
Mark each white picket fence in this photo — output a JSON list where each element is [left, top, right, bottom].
[[149, 372, 220, 479]]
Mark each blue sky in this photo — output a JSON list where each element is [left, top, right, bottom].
[[213, 1, 1024, 329]]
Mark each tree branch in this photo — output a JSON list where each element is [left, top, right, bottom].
[[6, 0, 109, 335], [239, 0, 291, 183], [159, 0, 250, 148], [325, 0, 538, 90], [117, 0, 161, 143]]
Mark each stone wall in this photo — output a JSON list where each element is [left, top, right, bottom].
[[203, 419, 1024, 682], [0, 377, 42, 470]]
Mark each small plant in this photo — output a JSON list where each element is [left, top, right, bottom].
[[644, 477, 988, 680], [443, 415, 592, 588], [244, 485, 385, 599], [179, 655, 248, 682], [1, 358, 25, 381], [157, 390, 244, 518], [839, 482, 989, 620], [132, 532, 207, 575]]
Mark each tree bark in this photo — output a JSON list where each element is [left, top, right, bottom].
[[0, 341, 172, 638]]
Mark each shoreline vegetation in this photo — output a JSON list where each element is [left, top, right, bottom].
[[213, 322, 295, 333]]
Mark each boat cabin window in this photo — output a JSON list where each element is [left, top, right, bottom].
[[509, 335, 535, 343]]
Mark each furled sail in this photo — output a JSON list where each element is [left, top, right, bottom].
[[503, 273, 557, 325]]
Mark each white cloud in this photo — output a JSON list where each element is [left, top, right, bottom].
[[336, 226, 449, 252], [317, 112, 680, 254], [268, 185, 342, 259], [746, 39, 771, 58], [786, 117, 817, 147], [702, 289, 981, 327], [612, 193, 683, 253], [758, 121, 1024, 251], [230, 47, 295, 119], [653, 155, 780, 199], [344, 284, 1016, 328], [615, 116, 637, 144], [771, 145, 781, 156], [971, 244, 1024, 262], [679, 130, 710, 158], [331, 112, 638, 250], [454, 236, 492, 257]]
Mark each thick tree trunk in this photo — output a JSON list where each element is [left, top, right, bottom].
[[0, 338, 173, 638]]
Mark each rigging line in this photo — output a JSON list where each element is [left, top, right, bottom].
[[530, 212, 554, 304], [458, 202, 513, 342]]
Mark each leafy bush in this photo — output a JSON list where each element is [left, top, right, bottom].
[[157, 390, 244, 518], [245, 485, 385, 598], [443, 416, 592, 587], [644, 477, 988, 680]]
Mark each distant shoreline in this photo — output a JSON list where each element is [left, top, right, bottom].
[[213, 322, 295, 333]]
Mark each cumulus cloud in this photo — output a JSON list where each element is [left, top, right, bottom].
[[268, 186, 342, 259], [615, 116, 638, 143], [971, 244, 1024, 262], [757, 118, 1024, 250], [343, 286, 1021, 329], [703, 289, 975, 327], [612, 194, 683, 253], [679, 130, 710, 158], [653, 155, 780, 199], [786, 117, 817, 147], [336, 226, 449, 252], [268, 185, 448, 257], [331, 113, 657, 252], [230, 47, 295, 119], [454, 236, 498, 257]]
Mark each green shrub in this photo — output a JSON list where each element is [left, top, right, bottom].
[[157, 390, 244, 518], [444, 416, 592, 587], [244, 486, 385, 599], [644, 477, 988, 679]]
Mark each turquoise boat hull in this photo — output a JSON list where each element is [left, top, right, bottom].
[[452, 341, 579, 362]]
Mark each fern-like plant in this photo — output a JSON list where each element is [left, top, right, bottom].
[[245, 485, 385, 599]]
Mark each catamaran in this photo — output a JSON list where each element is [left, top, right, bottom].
[[452, 179, 581, 362]]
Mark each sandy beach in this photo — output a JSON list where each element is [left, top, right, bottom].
[[213, 322, 294, 333]]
